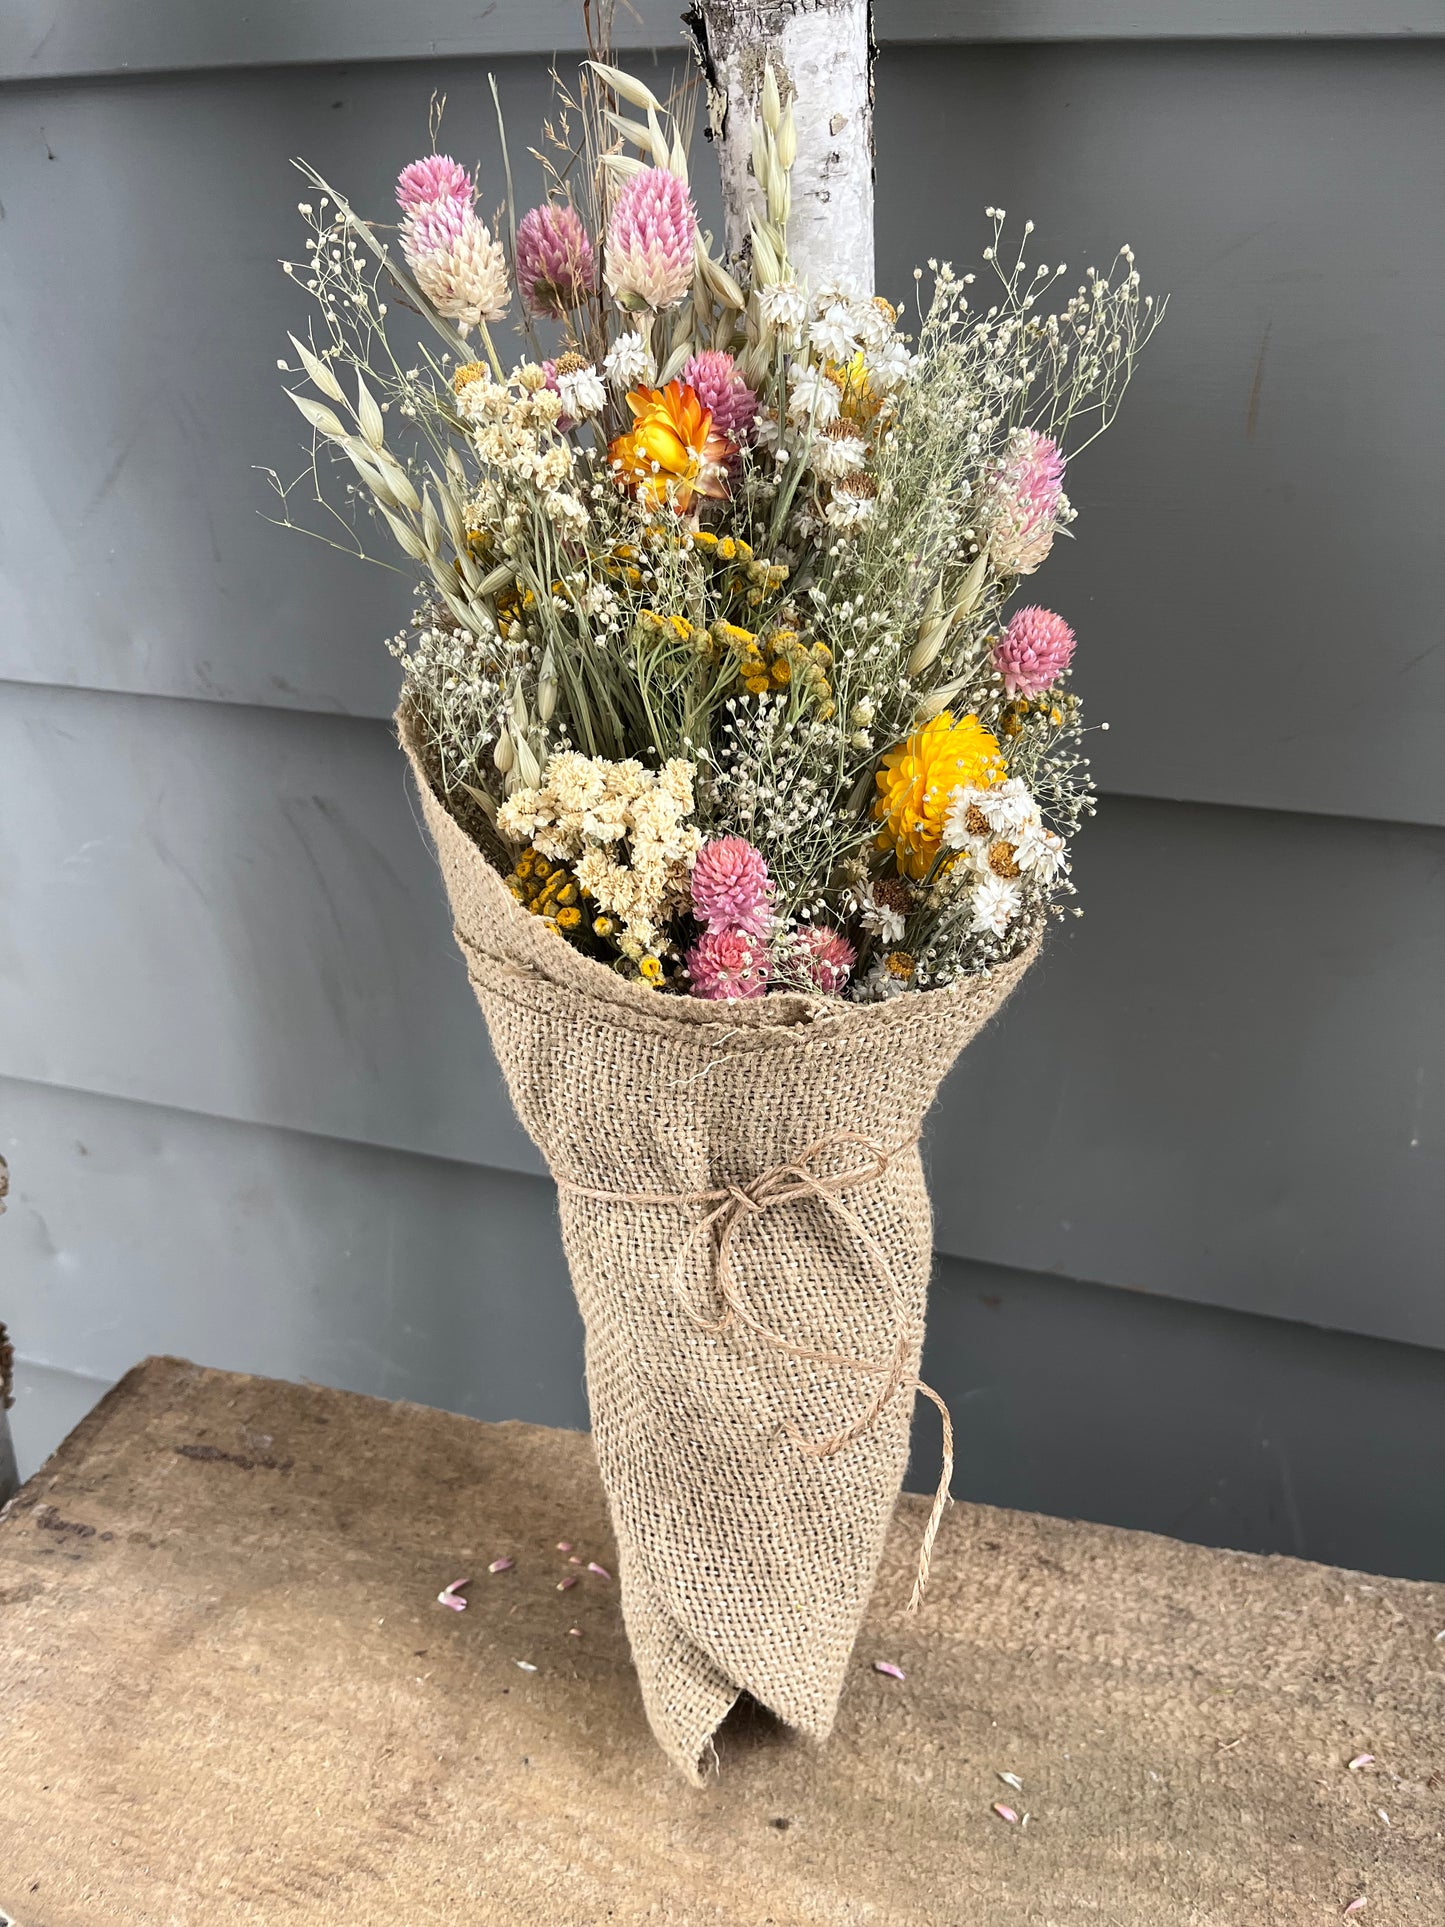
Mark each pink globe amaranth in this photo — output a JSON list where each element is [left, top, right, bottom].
[[681, 351, 758, 444], [995, 605, 1076, 699], [400, 194, 470, 270], [396, 155, 472, 212], [401, 197, 510, 327], [516, 203, 596, 317], [604, 167, 698, 313], [689, 835, 773, 937], [792, 924, 857, 995], [684, 930, 769, 1001], [989, 429, 1066, 576]]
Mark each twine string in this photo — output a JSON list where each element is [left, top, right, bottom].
[[556, 1130, 953, 1613]]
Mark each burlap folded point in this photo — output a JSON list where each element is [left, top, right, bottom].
[[400, 707, 1036, 1781]]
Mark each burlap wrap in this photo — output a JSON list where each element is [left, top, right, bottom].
[[401, 712, 1036, 1780]]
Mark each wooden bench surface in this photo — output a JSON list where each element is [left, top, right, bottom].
[[0, 1356, 1440, 1924]]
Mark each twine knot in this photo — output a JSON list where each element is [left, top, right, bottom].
[[556, 1130, 953, 1612]]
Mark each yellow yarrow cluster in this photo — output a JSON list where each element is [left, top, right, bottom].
[[874, 711, 1004, 880], [506, 847, 589, 936], [690, 530, 790, 608], [711, 622, 835, 717]]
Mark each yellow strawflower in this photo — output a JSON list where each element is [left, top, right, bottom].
[[874, 712, 1004, 879]]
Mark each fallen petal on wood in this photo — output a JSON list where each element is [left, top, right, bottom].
[[992, 1803, 1019, 1824], [1343, 1901, 1367, 1917], [587, 1562, 612, 1580], [515, 1659, 538, 1672], [1347, 1753, 1374, 1770], [557, 1575, 578, 1590], [436, 1577, 470, 1611], [997, 1771, 1023, 1791], [488, 1557, 514, 1574], [872, 1660, 905, 1681]]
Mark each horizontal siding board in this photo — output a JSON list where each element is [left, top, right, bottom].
[[4, 1080, 1442, 1576], [1, 1078, 585, 1427], [4, 3, 1443, 83], [918, 1259, 1445, 1584], [1, 45, 1443, 827], [0, 683, 542, 1176], [1, 683, 1442, 1350]]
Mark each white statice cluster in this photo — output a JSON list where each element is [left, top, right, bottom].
[[498, 753, 702, 959], [941, 777, 1067, 937]]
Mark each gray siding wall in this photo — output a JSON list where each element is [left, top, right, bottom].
[[2, 13, 1442, 1575]]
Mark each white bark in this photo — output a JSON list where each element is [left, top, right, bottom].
[[689, 0, 875, 297]]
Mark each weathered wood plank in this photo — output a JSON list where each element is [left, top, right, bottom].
[[0, 1359, 1440, 1922]]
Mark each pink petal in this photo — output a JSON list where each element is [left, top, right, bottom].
[[872, 1660, 906, 1681], [568, 1626, 582, 1637], [992, 1803, 1019, 1824], [488, 1557, 514, 1574], [1343, 1902, 1367, 1917], [556, 1541, 573, 1552], [436, 1576, 470, 1611], [557, 1575, 578, 1591], [1348, 1753, 1374, 1771], [587, 1562, 611, 1580]]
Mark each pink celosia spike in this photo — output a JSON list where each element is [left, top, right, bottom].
[[987, 429, 1066, 575]]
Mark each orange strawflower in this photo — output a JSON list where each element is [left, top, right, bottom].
[[609, 380, 729, 511]]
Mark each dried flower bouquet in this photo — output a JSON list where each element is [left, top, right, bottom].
[[273, 38, 1157, 1779]]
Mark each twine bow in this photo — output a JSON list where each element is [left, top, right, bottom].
[[556, 1130, 953, 1612]]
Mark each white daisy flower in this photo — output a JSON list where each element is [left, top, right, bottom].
[[853, 297, 896, 352], [823, 482, 876, 529], [786, 365, 842, 428], [857, 950, 917, 1002], [603, 330, 652, 388], [807, 425, 869, 480], [1014, 821, 1067, 883], [555, 362, 607, 417], [848, 879, 908, 944], [865, 336, 921, 394], [970, 873, 1023, 936], [942, 785, 997, 852], [980, 776, 1039, 838], [758, 281, 808, 331], [809, 299, 861, 363]]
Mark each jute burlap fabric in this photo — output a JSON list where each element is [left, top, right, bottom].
[[402, 711, 1035, 1780]]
